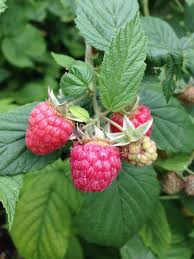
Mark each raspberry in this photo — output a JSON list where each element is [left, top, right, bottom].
[[26, 102, 74, 155], [70, 140, 121, 192], [179, 85, 194, 104], [120, 136, 157, 167], [110, 105, 153, 136], [185, 175, 194, 196], [163, 172, 184, 195]]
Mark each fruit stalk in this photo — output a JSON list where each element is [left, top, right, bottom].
[[67, 94, 88, 107], [104, 116, 125, 132], [85, 43, 93, 65], [141, 0, 150, 16], [85, 42, 101, 128]]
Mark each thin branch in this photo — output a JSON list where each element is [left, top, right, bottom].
[[92, 90, 101, 128], [174, 0, 184, 12], [104, 117, 124, 132], [159, 195, 179, 200], [141, 0, 150, 16], [85, 43, 93, 66], [85, 42, 101, 128], [185, 167, 194, 175], [67, 94, 88, 106]]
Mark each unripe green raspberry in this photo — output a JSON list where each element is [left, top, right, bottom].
[[163, 172, 184, 195], [120, 136, 158, 167], [179, 85, 194, 104], [185, 175, 194, 196]]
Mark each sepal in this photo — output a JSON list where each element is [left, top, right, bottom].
[[106, 116, 153, 146]]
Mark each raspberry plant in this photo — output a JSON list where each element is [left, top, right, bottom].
[[1, 0, 194, 258]]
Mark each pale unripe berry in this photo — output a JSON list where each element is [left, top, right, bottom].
[[163, 172, 184, 195], [179, 85, 194, 104], [121, 136, 157, 167], [185, 175, 194, 196]]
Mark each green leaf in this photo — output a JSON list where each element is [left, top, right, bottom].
[[11, 160, 71, 259], [160, 202, 193, 259], [23, 0, 48, 22], [186, 0, 194, 4], [120, 236, 156, 259], [164, 201, 190, 239], [140, 203, 172, 256], [0, 0, 7, 14], [185, 2, 194, 32], [61, 61, 93, 97], [51, 52, 76, 69], [62, 160, 83, 214], [76, 0, 138, 51], [62, 26, 85, 58], [77, 163, 160, 247], [161, 61, 182, 102], [0, 175, 23, 229], [2, 24, 46, 67], [69, 105, 90, 123], [156, 154, 193, 172], [15, 77, 58, 105], [60, 0, 76, 22], [141, 83, 194, 153], [141, 17, 183, 101], [65, 236, 84, 259], [0, 68, 10, 83], [99, 14, 147, 112], [141, 16, 181, 64], [180, 34, 194, 74], [47, 0, 76, 22], [159, 240, 192, 259], [0, 2, 27, 37], [0, 98, 18, 112], [180, 193, 194, 215], [0, 103, 61, 176]]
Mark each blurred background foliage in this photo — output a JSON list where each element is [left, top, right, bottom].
[[1, 0, 194, 112], [1, 0, 194, 259], [0, 0, 85, 111]]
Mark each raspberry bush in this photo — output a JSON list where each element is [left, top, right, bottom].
[[1, 0, 194, 258]]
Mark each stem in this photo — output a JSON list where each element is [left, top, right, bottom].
[[82, 120, 97, 130], [93, 90, 101, 128], [100, 111, 110, 117], [159, 195, 179, 200], [85, 42, 101, 128], [124, 96, 140, 114], [85, 43, 93, 66], [141, 0, 150, 16], [104, 117, 124, 132], [67, 94, 87, 106], [185, 168, 194, 175], [174, 0, 184, 12]]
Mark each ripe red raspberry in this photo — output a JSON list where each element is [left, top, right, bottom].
[[110, 105, 153, 136], [70, 140, 121, 192], [26, 102, 74, 155]]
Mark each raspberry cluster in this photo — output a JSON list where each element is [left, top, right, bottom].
[[25, 100, 157, 193]]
